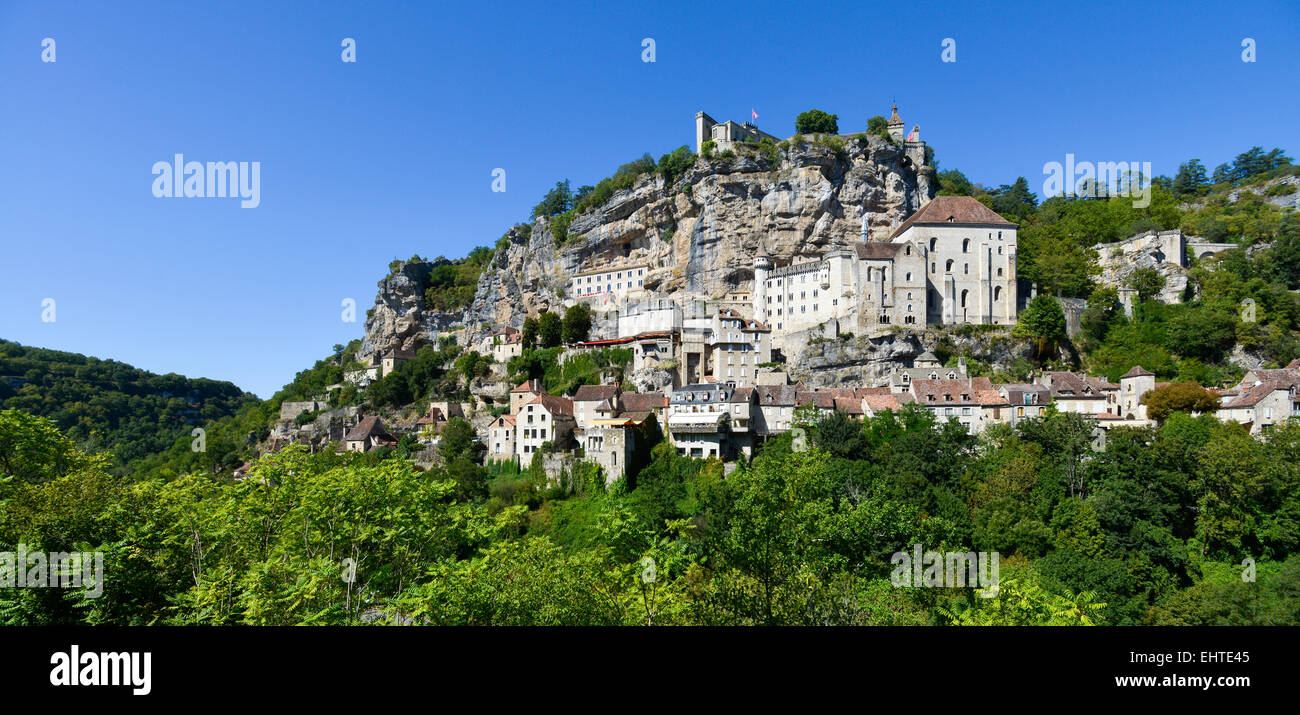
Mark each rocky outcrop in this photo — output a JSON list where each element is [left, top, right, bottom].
[[359, 261, 463, 359], [788, 327, 1034, 387], [1092, 231, 1192, 305], [361, 131, 935, 358], [628, 367, 675, 393]]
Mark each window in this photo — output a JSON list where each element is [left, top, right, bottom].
[[905, 272, 912, 281], [962, 238, 970, 253], [929, 238, 937, 251], [945, 259, 953, 272], [963, 263, 969, 274]]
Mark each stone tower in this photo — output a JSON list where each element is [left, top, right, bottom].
[[887, 103, 906, 142], [753, 239, 771, 322]]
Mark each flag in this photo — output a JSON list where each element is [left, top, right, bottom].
[[751, 109, 758, 120]]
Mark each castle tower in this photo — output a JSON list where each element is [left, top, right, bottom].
[[887, 103, 906, 142], [753, 239, 771, 322]]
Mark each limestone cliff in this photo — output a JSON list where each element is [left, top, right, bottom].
[[360, 132, 934, 360]]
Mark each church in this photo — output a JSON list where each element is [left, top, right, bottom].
[[753, 195, 1019, 336]]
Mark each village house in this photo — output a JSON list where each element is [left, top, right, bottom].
[[754, 384, 800, 435], [1036, 371, 1115, 416], [709, 309, 772, 387], [725, 387, 757, 457], [343, 416, 396, 452], [1215, 359, 1300, 434], [580, 414, 641, 484], [380, 348, 417, 376], [667, 383, 733, 459], [862, 391, 915, 419], [414, 407, 447, 443], [908, 377, 997, 433], [493, 330, 523, 363], [999, 384, 1053, 425], [1217, 382, 1299, 434], [515, 394, 575, 461], [620, 391, 670, 426], [888, 352, 967, 393], [572, 384, 622, 429], [1117, 366, 1158, 420], [487, 414, 517, 462], [510, 379, 544, 413]]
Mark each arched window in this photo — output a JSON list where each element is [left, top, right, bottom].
[[960, 290, 969, 308], [905, 245, 911, 256], [994, 286, 1003, 302], [945, 259, 953, 273], [929, 238, 938, 251], [905, 272, 912, 281], [906, 291, 913, 300], [962, 238, 970, 253]]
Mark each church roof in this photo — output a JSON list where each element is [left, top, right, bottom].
[[889, 103, 902, 124], [855, 242, 904, 260], [888, 196, 1017, 239], [1121, 366, 1155, 379]]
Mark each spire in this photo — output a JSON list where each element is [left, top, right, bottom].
[[756, 239, 768, 258], [889, 103, 901, 123]]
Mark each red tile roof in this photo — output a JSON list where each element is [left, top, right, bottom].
[[620, 392, 668, 412], [855, 242, 904, 260], [512, 379, 544, 393], [344, 416, 392, 442], [573, 384, 620, 402], [889, 196, 1017, 239], [525, 394, 574, 416]]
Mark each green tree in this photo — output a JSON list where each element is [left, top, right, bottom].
[[1172, 159, 1209, 197], [522, 316, 538, 349], [795, 109, 838, 135], [1142, 382, 1221, 423], [1127, 267, 1166, 301], [561, 303, 593, 344], [1014, 295, 1068, 361], [532, 179, 572, 218], [538, 312, 563, 348], [866, 115, 890, 140]]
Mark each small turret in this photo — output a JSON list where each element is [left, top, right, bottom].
[[752, 239, 771, 322], [754, 239, 772, 270], [887, 103, 905, 142]]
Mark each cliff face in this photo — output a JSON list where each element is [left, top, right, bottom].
[[361, 132, 934, 359]]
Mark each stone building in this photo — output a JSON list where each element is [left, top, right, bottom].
[[666, 383, 733, 459], [709, 309, 771, 386], [751, 195, 1018, 341], [515, 394, 575, 461], [343, 416, 395, 452], [694, 112, 779, 154], [569, 263, 650, 303], [487, 414, 516, 463]]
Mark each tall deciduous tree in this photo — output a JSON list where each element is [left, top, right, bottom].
[[795, 109, 838, 135]]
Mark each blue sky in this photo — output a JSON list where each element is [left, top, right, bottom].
[[1, 0, 1296, 398]]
